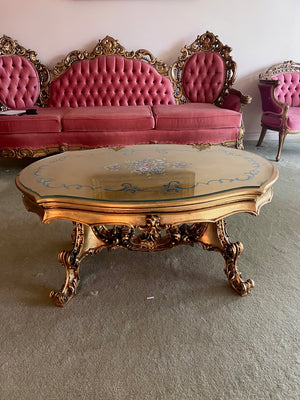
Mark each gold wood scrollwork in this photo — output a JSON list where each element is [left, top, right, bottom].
[[216, 219, 254, 296], [0, 35, 50, 107], [52, 35, 169, 81], [91, 216, 209, 253], [259, 60, 300, 80], [170, 31, 237, 105], [49, 223, 85, 307], [49, 217, 256, 306]]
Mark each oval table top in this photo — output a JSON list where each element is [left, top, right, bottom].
[[16, 144, 279, 225]]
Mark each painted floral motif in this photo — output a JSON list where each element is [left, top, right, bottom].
[[105, 158, 189, 177]]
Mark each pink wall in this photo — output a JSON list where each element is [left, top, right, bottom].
[[2, 0, 300, 138]]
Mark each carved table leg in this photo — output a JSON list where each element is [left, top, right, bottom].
[[49, 249, 81, 307], [49, 223, 87, 306], [49, 222, 108, 306], [199, 219, 255, 296], [49, 217, 254, 306]]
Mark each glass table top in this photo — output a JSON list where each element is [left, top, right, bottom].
[[17, 145, 278, 203]]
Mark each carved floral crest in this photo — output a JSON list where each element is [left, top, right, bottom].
[[52, 35, 168, 79]]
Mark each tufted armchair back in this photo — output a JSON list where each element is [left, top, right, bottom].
[[270, 73, 300, 107], [170, 32, 238, 107], [0, 55, 39, 109], [182, 52, 225, 103], [48, 55, 175, 107], [257, 60, 300, 161]]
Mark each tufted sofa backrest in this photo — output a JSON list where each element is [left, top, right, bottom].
[[181, 52, 225, 103], [48, 55, 175, 107], [271, 73, 300, 107], [0, 55, 40, 109]]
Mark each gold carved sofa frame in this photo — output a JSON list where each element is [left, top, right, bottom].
[[0, 32, 251, 158]]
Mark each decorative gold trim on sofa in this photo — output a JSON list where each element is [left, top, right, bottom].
[[52, 35, 169, 79], [0, 140, 239, 159], [170, 31, 237, 105], [0, 35, 50, 107]]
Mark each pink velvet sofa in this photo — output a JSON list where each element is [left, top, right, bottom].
[[257, 60, 300, 161], [0, 32, 251, 158]]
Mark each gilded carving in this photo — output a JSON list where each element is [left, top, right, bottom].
[[170, 31, 238, 106], [52, 35, 168, 80], [48, 215, 255, 306], [216, 219, 254, 296], [259, 60, 300, 80], [49, 223, 85, 307]]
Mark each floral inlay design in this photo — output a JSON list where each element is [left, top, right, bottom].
[[25, 146, 272, 201], [105, 158, 189, 177]]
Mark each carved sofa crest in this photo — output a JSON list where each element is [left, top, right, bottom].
[[0, 32, 251, 158]]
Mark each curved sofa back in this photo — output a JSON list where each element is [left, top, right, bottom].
[[182, 52, 225, 103], [271, 73, 300, 107], [48, 55, 175, 107], [0, 55, 40, 109]]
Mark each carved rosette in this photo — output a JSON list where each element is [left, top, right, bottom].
[[0, 35, 50, 107], [170, 31, 237, 105], [52, 35, 168, 81]]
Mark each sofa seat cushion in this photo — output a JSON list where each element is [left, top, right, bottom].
[[62, 106, 154, 132], [262, 107, 300, 131], [152, 103, 242, 130], [0, 108, 65, 134]]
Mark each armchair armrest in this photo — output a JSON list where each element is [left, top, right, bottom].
[[258, 79, 289, 116], [221, 88, 252, 112]]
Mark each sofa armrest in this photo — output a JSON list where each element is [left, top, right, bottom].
[[221, 89, 252, 112], [258, 79, 289, 116]]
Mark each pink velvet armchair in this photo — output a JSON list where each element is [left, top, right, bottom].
[[257, 60, 300, 161]]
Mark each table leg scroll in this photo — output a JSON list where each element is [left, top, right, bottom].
[[215, 219, 255, 296], [49, 222, 85, 307], [49, 250, 81, 307]]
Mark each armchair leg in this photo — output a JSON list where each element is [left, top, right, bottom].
[[276, 130, 287, 161], [257, 126, 267, 147]]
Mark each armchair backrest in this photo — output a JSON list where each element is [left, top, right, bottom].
[[270, 73, 300, 107], [0, 35, 50, 108], [170, 31, 237, 106], [0, 55, 39, 109], [182, 51, 225, 103], [259, 60, 300, 107]]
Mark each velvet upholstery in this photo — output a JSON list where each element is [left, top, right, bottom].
[[62, 106, 154, 132], [257, 62, 300, 161], [0, 108, 64, 133], [271, 73, 300, 107], [48, 55, 175, 108], [0, 33, 249, 158], [182, 52, 225, 103], [0, 55, 39, 109], [152, 103, 241, 131]]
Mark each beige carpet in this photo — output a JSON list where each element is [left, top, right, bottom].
[[0, 140, 299, 399]]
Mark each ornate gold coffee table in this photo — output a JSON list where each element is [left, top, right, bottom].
[[15, 144, 278, 307]]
